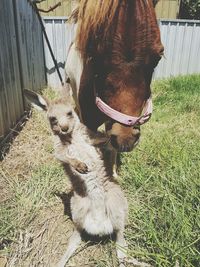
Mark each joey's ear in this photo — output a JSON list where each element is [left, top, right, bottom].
[[24, 89, 49, 111], [60, 83, 75, 106], [60, 83, 72, 98]]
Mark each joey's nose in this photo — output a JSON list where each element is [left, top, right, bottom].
[[61, 125, 69, 133]]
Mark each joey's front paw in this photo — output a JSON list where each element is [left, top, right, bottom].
[[73, 161, 88, 174]]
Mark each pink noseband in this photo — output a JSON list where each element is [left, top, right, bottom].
[[95, 96, 153, 126]]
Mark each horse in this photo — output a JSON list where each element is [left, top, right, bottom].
[[65, 0, 164, 153]]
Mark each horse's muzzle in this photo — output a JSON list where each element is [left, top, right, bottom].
[[110, 128, 140, 152]]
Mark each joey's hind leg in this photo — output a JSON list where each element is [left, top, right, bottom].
[[116, 230, 128, 267], [57, 229, 81, 267], [116, 231, 151, 267]]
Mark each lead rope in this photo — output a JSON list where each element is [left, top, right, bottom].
[[30, 0, 64, 86]]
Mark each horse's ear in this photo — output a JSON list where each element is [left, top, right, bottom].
[[24, 89, 49, 111]]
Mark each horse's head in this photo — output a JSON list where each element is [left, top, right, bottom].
[[96, 58, 159, 152], [75, 0, 164, 152], [96, 0, 163, 151], [100, 64, 155, 152]]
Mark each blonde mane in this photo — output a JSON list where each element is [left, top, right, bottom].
[[75, 0, 121, 56], [74, 0, 160, 62]]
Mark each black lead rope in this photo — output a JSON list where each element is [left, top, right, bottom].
[[30, 1, 64, 86]]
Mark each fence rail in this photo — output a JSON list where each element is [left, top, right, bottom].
[[0, 0, 46, 148], [42, 17, 200, 89]]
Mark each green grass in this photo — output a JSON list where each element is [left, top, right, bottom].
[[0, 75, 200, 266], [120, 75, 200, 266]]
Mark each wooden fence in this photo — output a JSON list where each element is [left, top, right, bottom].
[[0, 0, 46, 148], [42, 17, 200, 89], [38, 0, 180, 19], [37, 0, 78, 16], [155, 0, 180, 19]]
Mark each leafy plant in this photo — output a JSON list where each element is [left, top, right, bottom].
[[179, 0, 200, 20]]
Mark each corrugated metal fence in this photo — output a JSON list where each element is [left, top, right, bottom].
[[42, 17, 200, 89], [0, 0, 46, 147], [154, 19, 200, 79], [44, 17, 75, 89]]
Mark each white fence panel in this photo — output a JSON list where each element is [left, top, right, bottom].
[[43, 17, 75, 89], [42, 18, 200, 88], [154, 19, 200, 79]]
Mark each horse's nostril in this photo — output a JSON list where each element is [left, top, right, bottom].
[[134, 131, 140, 140], [110, 134, 140, 152], [110, 135, 118, 149], [133, 128, 140, 139]]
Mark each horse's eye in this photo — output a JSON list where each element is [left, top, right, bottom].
[[67, 111, 72, 116], [150, 54, 161, 68]]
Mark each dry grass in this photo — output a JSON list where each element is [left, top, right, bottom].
[[0, 111, 52, 201]]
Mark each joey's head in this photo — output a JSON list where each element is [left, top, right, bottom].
[[24, 89, 80, 138], [47, 100, 79, 137]]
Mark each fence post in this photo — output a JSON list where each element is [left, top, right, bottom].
[[12, 0, 25, 109]]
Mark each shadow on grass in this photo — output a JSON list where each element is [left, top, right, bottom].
[[0, 109, 31, 161], [55, 191, 73, 220]]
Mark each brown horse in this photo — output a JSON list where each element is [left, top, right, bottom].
[[65, 0, 164, 152]]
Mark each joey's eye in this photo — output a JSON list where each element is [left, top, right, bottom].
[[67, 111, 72, 116], [50, 116, 57, 124]]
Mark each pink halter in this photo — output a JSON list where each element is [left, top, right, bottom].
[[95, 96, 153, 126]]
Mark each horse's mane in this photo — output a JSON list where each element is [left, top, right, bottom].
[[75, 0, 121, 57], [74, 0, 160, 65]]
